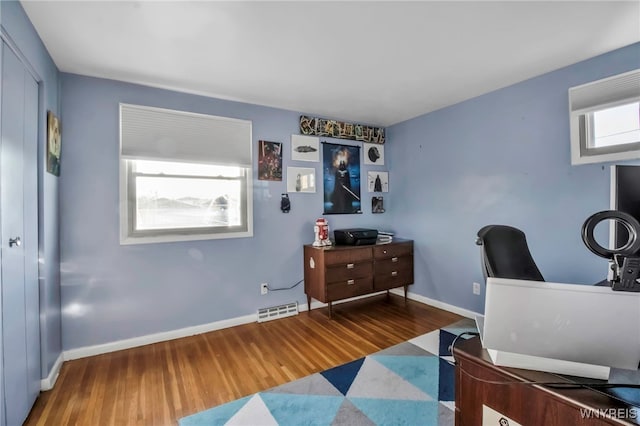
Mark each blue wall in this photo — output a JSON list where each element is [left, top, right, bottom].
[[59, 74, 390, 350], [1, 1, 61, 379], [59, 42, 640, 348], [386, 42, 640, 314]]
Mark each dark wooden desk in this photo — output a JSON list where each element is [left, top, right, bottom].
[[454, 337, 639, 425]]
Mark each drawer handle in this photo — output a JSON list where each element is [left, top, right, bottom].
[[346, 263, 355, 269], [347, 279, 355, 285], [383, 250, 388, 254], [392, 257, 398, 262], [391, 271, 398, 277]]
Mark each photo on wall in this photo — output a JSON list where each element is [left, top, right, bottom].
[[323, 142, 361, 214], [372, 196, 385, 213], [367, 171, 389, 192], [258, 140, 282, 181], [363, 142, 384, 165], [291, 134, 320, 162], [47, 111, 61, 176], [286, 167, 316, 193]]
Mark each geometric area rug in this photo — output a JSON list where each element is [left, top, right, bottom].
[[179, 319, 477, 426]]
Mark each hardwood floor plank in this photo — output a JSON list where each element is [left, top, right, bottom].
[[25, 294, 462, 425]]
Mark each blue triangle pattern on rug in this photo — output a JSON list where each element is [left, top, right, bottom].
[[260, 393, 344, 425], [320, 356, 365, 395], [438, 330, 458, 358], [349, 397, 440, 425], [438, 357, 456, 402], [179, 395, 253, 426], [179, 318, 477, 426], [371, 355, 440, 399]]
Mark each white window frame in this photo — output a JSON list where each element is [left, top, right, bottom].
[[119, 104, 253, 245], [569, 69, 640, 165]]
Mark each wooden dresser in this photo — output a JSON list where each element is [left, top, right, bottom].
[[303, 239, 414, 318]]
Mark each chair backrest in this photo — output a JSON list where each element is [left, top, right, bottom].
[[476, 225, 544, 282]]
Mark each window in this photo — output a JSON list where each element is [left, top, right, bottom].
[[591, 102, 640, 148], [120, 104, 253, 244], [569, 69, 640, 165]]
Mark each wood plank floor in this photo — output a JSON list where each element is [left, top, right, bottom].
[[25, 294, 462, 426]]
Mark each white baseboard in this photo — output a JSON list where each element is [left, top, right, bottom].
[[63, 291, 401, 361], [63, 313, 257, 361], [57, 290, 476, 381], [40, 353, 64, 391], [389, 288, 481, 319]]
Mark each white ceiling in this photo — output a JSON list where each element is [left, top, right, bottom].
[[21, 1, 640, 127]]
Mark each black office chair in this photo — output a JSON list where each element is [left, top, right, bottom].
[[476, 225, 545, 282]]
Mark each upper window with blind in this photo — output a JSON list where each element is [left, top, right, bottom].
[[119, 104, 253, 244], [569, 69, 640, 165]]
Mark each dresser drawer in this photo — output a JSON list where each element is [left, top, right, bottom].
[[324, 247, 372, 265], [375, 256, 412, 275], [374, 256, 413, 291], [327, 277, 373, 300], [326, 261, 373, 283], [373, 242, 413, 260]]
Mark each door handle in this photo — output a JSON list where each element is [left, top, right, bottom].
[[9, 237, 21, 247]]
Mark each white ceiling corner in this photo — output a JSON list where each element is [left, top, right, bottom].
[[19, 0, 640, 127]]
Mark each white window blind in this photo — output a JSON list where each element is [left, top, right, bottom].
[[569, 70, 640, 113], [120, 103, 252, 166], [568, 69, 640, 165]]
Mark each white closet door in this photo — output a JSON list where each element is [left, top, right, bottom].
[[1, 40, 41, 426]]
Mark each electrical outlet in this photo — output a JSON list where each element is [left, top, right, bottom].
[[473, 282, 481, 295], [261, 283, 268, 295]]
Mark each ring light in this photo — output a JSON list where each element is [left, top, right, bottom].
[[581, 210, 640, 259]]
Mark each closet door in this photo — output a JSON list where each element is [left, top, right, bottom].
[[0, 40, 40, 426]]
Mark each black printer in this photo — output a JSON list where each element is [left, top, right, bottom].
[[334, 228, 378, 246]]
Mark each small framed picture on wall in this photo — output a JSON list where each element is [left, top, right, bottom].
[[287, 167, 316, 193], [363, 143, 384, 165], [291, 134, 320, 162], [47, 111, 61, 176], [372, 196, 385, 213], [258, 140, 282, 181], [367, 171, 388, 192]]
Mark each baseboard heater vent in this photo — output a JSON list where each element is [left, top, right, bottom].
[[257, 302, 299, 323]]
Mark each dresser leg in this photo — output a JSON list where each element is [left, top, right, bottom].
[[386, 290, 391, 301], [404, 285, 408, 304], [307, 295, 311, 314], [328, 301, 333, 319]]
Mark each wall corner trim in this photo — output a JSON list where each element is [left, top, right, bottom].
[[40, 353, 64, 391], [389, 288, 481, 319]]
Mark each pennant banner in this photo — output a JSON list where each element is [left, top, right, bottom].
[[299, 115, 385, 144]]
